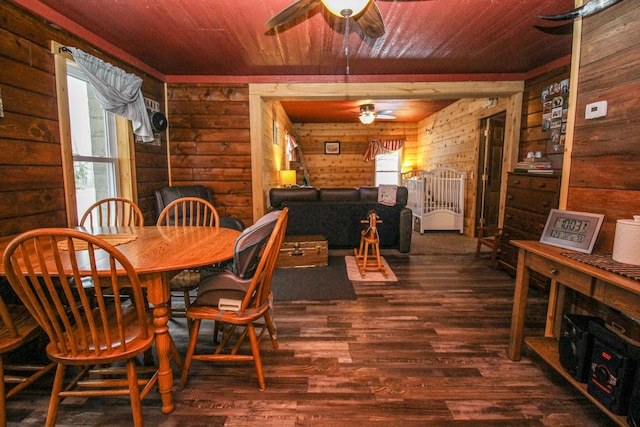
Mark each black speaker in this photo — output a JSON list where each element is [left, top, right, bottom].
[[628, 369, 640, 427], [559, 314, 603, 383], [587, 321, 639, 415]]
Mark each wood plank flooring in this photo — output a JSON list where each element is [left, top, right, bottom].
[[6, 254, 615, 426]]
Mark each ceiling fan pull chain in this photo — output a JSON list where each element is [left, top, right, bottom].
[[344, 15, 350, 75]]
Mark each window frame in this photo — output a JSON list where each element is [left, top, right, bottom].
[[52, 41, 137, 226], [374, 148, 403, 186]]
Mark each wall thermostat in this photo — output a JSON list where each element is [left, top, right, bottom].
[[585, 100, 607, 119]]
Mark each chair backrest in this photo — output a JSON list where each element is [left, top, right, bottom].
[[80, 198, 144, 227], [232, 210, 282, 279], [238, 208, 288, 313], [2, 228, 151, 360], [156, 197, 220, 227]]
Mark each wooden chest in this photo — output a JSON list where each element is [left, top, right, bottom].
[[276, 235, 328, 268]]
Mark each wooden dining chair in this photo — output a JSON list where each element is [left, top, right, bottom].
[[80, 197, 144, 227], [2, 228, 168, 427], [0, 293, 56, 426], [179, 208, 288, 391], [157, 197, 221, 330]]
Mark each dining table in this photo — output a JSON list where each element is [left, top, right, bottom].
[[0, 225, 241, 415]]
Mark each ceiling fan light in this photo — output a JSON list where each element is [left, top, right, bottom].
[[359, 113, 375, 125], [321, 0, 370, 18]]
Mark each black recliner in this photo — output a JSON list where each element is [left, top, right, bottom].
[[154, 185, 245, 231]]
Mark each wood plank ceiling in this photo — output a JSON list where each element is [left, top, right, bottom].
[[14, 0, 576, 122]]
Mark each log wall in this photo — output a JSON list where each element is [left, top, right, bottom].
[[291, 122, 417, 189], [0, 1, 167, 235], [165, 83, 254, 226], [567, 1, 640, 253]]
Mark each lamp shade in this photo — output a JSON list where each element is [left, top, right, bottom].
[[321, 0, 370, 17], [280, 169, 297, 186], [359, 113, 375, 125]]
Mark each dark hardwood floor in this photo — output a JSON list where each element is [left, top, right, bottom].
[[6, 253, 615, 426]]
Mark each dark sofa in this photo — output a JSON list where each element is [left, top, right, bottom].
[[269, 186, 412, 253]]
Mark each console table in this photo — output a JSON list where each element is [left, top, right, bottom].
[[508, 240, 640, 426]]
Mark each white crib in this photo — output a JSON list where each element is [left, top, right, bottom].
[[401, 168, 465, 234]]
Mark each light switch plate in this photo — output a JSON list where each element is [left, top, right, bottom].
[[585, 100, 607, 119]]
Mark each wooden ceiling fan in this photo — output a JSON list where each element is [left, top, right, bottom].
[[265, 0, 385, 40]]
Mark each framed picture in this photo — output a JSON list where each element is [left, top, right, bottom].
[[324, 141, 340, 155], [540, 209, 604, 253]]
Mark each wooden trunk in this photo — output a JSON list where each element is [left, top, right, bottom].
[[276, 235, 328, 268]]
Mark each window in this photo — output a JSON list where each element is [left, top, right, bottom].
[[67, 64, 120, 221], [53, 42, 136, 226], [375, 149, 402, 186]]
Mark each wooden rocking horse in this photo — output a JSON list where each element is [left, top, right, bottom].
[[354, 210, 387, 276]]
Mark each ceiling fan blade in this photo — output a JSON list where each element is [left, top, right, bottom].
[[265, 0, 322, 28], [376, 114, 396, 120], [353, 1, 385, 39], [376, 109, 393, 116], [536, 0, 623, 21]]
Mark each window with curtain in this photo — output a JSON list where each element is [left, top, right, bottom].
[[375, 148, 402, 186], [53, 42, 137, 226]]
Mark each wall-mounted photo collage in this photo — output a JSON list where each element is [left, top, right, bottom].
[[541, 78, 569, 153]]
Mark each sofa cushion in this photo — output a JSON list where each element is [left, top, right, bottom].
[[319, 188, 359, 202], [269, 188, 319, 208]]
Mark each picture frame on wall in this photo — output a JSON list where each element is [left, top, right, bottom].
[[324, 141, 340, 155], [540, 209, 605, 253]]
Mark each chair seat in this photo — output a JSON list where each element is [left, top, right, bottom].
[[0, 305, 42, 353], [45, 308, 155, 365]]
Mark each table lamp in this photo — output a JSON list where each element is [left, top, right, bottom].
[[280, 169, 296, 187]]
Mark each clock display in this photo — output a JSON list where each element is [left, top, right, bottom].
[[553, 217, 590, 233], [550, 230, 585, 243]]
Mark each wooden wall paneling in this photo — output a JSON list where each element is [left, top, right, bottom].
[[567, 1, 640, 253], [0, 2, 168, 233], [167, 83, 253, 226]]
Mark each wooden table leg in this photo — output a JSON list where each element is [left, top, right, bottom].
[[144, 273, 175, 414], [509, 247, 529, 361], [545, 278, 559, 337]]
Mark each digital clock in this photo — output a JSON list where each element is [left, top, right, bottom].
[[540, 209, 605, 253]]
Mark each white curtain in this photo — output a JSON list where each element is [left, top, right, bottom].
[[67, 47, 154, 142], [363, 139, 405, 161]]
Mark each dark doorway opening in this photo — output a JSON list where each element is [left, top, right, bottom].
[[476, 112, 506, 235]]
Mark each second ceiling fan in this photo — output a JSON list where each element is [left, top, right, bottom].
[[357, 104, 396, 125]]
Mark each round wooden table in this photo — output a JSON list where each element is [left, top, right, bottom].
[[0, 225, 241, 415]]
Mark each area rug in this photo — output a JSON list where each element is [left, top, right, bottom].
[[271, 256, 356, 301], [345, 255, 397, 282]]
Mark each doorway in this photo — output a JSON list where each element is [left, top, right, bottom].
[[475, 112, 505, 234]]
